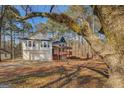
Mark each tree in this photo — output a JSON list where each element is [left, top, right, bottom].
[[0, 5, 33, 60], [8, 5, 124, 87], [0, 6, 5, 61], [36, 19, 69, 40], [65, 6, 95, 59]]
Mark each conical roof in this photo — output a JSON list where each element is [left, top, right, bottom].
[[60, 36, 66, 43]]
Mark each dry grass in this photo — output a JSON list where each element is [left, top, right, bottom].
[[0, 59, 108, 88], [12, 74, 61, 88]]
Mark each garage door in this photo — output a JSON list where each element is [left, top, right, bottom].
[[31, 53, 48, 61]]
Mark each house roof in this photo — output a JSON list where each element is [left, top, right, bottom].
[[52, 41, 61, 44], [53, 36, 66, 44], [60, 36, 66, 43], [21, 38, 52, 41], [53, 45, 72, 49], [20, 31, 52, 41], [0, 49, 11, 54]]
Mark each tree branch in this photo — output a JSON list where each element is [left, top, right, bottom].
[[8, 5, 106, 57]]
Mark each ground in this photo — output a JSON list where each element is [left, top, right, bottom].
[[0, 58, 108, 88]]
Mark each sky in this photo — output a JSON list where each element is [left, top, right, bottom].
[[15, 5, 69, 32]]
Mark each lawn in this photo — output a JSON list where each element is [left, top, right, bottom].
[[0, 59, 108, 88]]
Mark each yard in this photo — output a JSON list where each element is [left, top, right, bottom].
[[0, 58, 108, 88]]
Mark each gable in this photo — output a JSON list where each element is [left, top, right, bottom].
[[60, 37, 66, 43]]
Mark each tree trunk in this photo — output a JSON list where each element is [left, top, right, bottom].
[[10, 30, 13, 59], [103, 54, 124, 87], [0, 6, 4, 61], [95, 6, 124, 87]]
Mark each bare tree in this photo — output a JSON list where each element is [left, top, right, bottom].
[[0, 6, 5, 61]]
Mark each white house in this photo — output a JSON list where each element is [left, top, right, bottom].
[[22, 32, 52, 61]]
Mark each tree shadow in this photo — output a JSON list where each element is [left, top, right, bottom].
[[0, 67, 62, 85], [40, 65, 81, 88], [77, 75, 106, 88], [67, 56, 93, 61]]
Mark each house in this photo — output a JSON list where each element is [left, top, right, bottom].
[[21, 32, 52, 61], [0, 49, 11, 60], [52, 37, 72, 60], [22, 31, 72, 61]]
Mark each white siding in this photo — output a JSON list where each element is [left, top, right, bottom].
[[22, 39, 52, 61]]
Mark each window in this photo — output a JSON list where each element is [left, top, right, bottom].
[[33, 41, 35, 47], [5, 53, 7, 57], [48, 43, 50, 48], [25, 41, 27, 47], [44, 42, 47, 47], [62, 44, 65, 46], [28, 41, 31, 47]]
